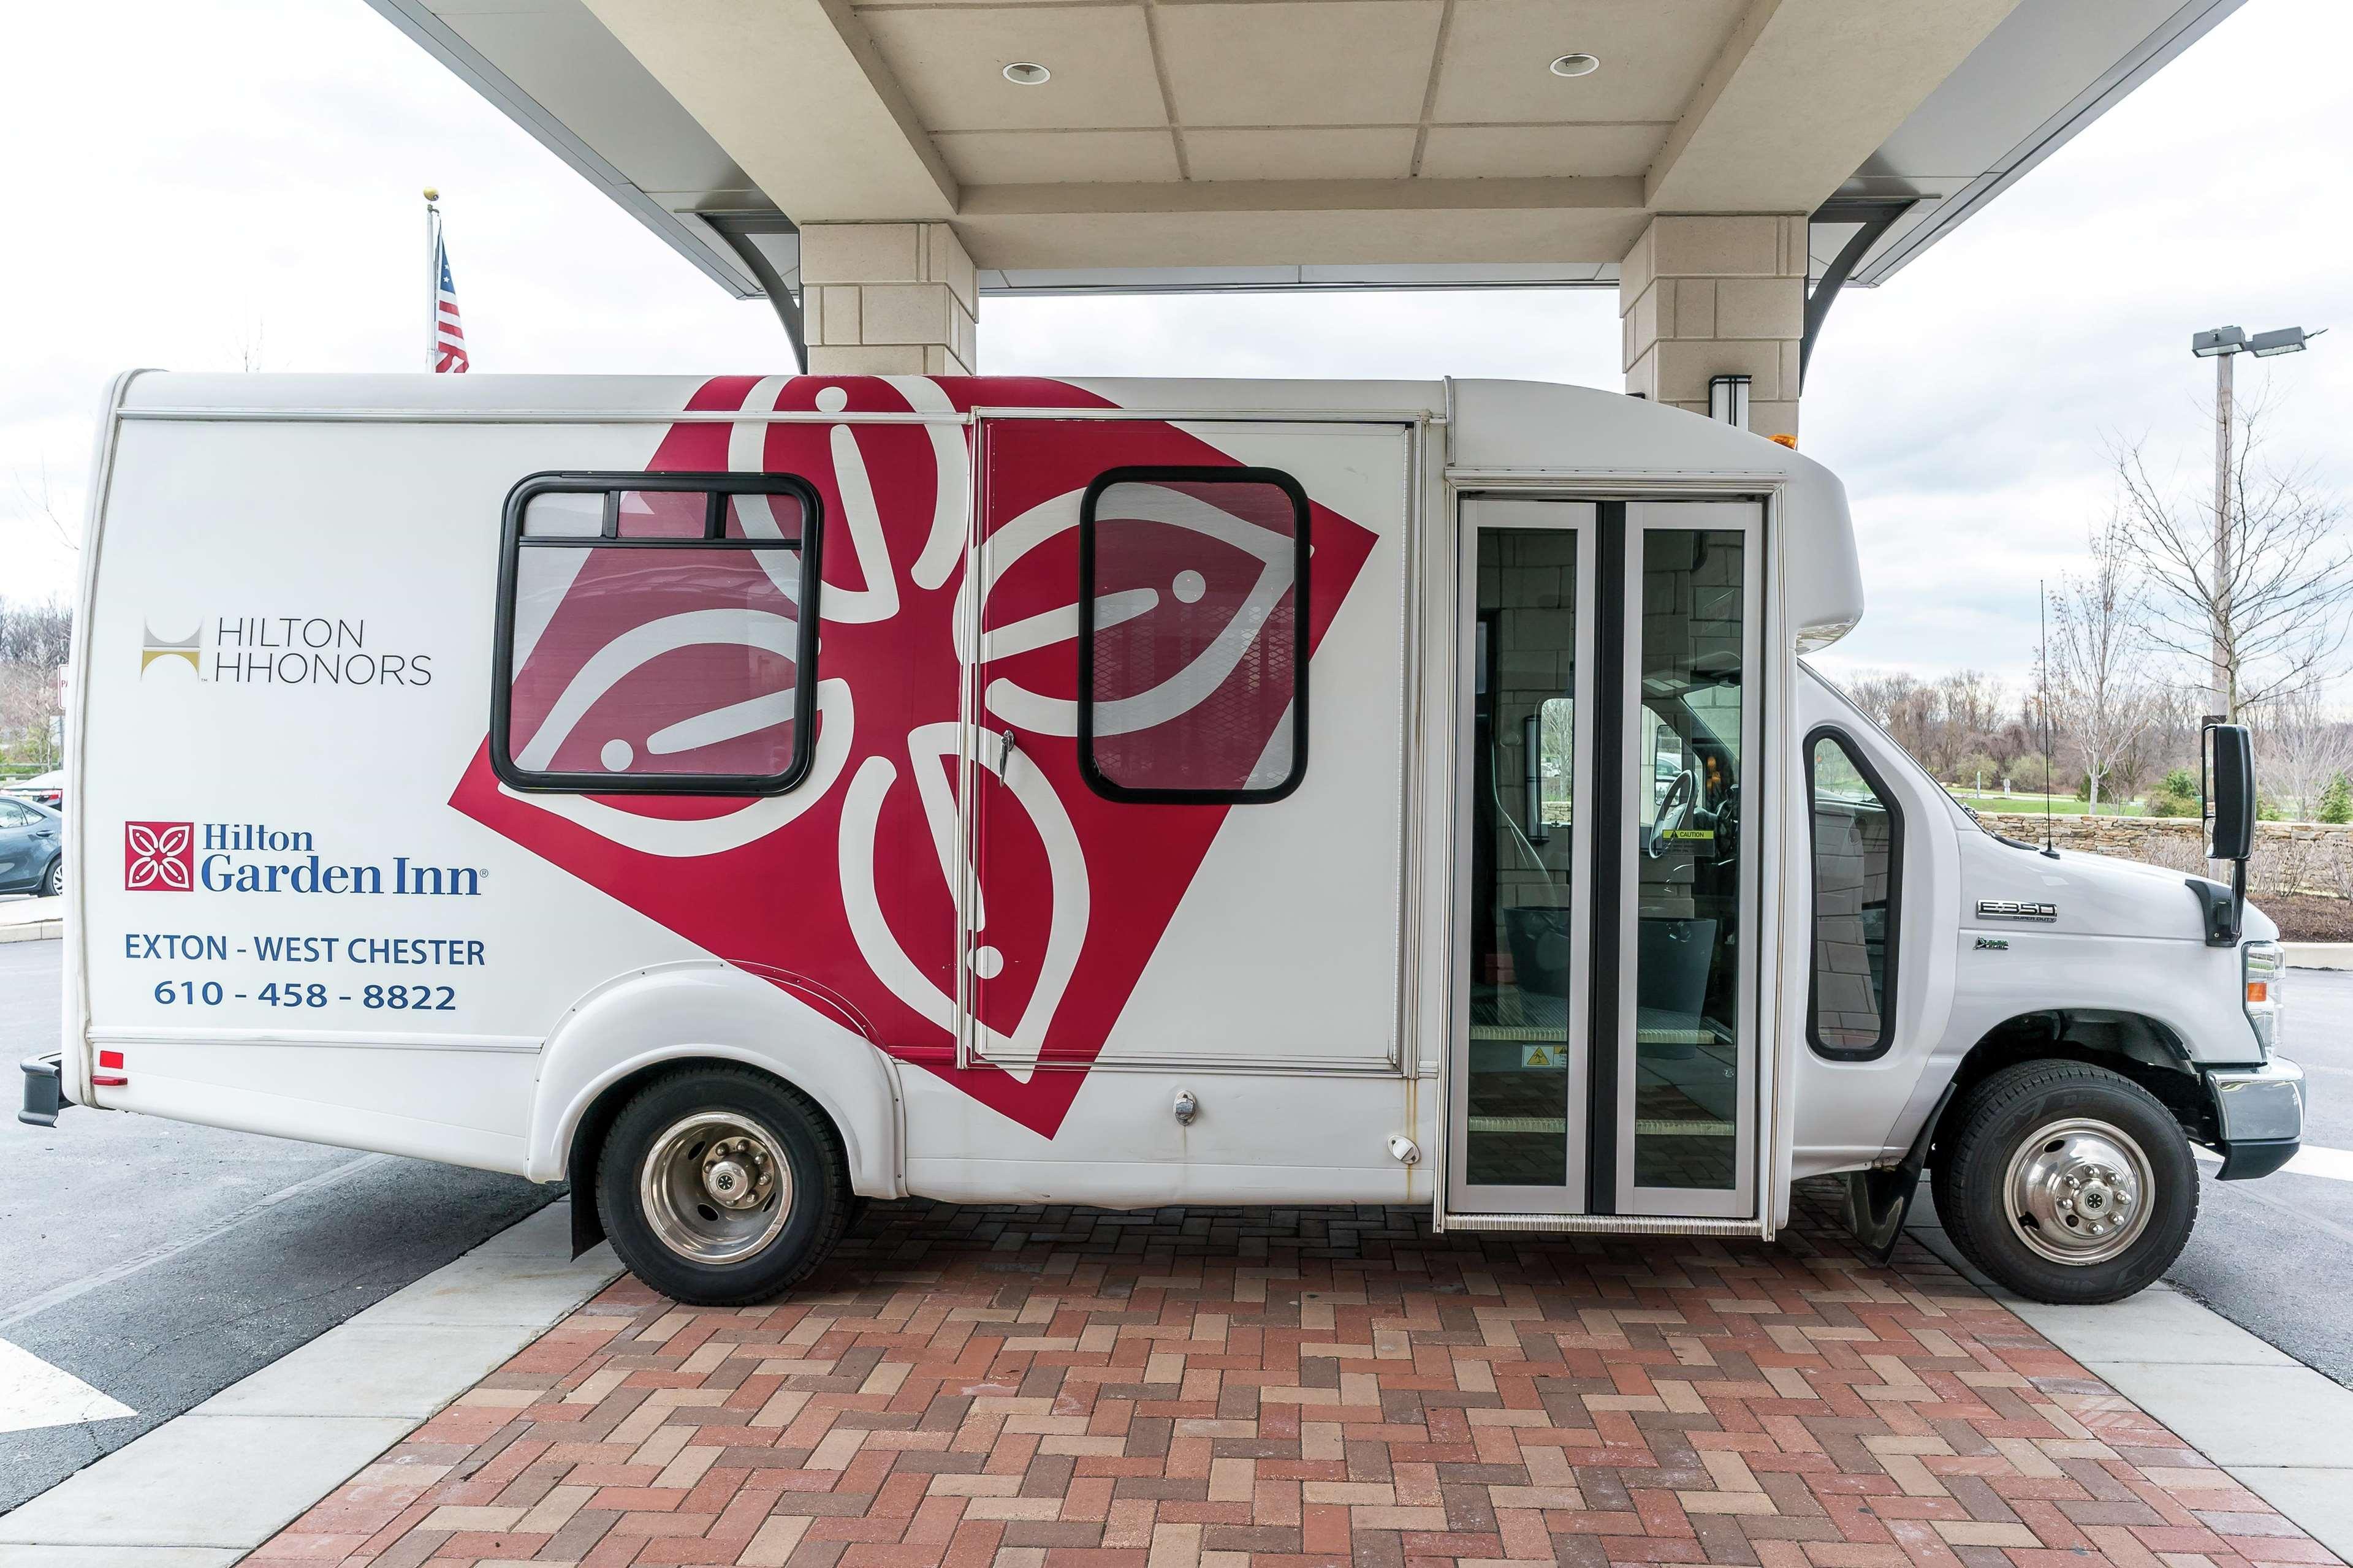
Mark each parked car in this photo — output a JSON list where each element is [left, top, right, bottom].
[[1, 771, 65, 812], [0, 795, 63, 898]]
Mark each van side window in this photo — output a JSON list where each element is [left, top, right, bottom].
[[1807, 729, 1903, 1059], [1077, 467, 1310, 803], [493, 472, 824, 795]]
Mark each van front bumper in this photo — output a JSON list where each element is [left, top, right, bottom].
[[2206, 1056, 2305, 1180], [19, 1053, 67, 1127]]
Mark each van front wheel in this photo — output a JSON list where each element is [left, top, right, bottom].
[[1931, 1061, 2197, 1305], [597, 1066, 850, 1306]]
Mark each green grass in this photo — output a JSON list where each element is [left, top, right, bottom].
[[1946, 789, 2150, 818]]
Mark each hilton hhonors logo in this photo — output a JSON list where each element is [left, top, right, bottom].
[[139, 621, 202, 677], [135, 615, 434, 687]]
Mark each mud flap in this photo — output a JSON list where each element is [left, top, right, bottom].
[[1841, 1081, 1955, 1265], [1840, 1168, 1915, 1263], [571, 1188, 606, 1259], [568, 1113, 607, 1259]]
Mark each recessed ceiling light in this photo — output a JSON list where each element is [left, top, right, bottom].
[[1549, 53, 1600, 77], [1003, 61, 1051, 85]]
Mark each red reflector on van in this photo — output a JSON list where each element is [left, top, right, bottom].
[[99, 1050, 124, 1069]]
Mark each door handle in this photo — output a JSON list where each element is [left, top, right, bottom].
[[997, 727, 1020, 775]]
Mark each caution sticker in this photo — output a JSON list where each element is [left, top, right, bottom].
[[1521, 1043, 1568, 1068]]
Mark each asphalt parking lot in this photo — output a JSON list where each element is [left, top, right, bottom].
[[0, 938, 560, 1513], [2166, 962, 2353, 1385]]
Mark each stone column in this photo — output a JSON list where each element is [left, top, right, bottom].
[[1618, 215, 1807, 439], [799, 222, 978, 376]]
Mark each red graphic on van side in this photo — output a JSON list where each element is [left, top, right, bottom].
[[450, 376, 1376, 1137]]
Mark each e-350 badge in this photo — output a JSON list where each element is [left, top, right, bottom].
[[1977, 899, 2057, 921]]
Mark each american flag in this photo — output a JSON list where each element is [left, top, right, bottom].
[[433, 229, 469, 373]]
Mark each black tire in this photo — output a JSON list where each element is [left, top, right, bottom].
[[38, 857, 61, 898], [1931, 1060, 2197, 1305], [596, 1065, 851, 1306]]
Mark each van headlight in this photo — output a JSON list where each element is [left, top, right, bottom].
[[2243, 940, 2283, 1057]]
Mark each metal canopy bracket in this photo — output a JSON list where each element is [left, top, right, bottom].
[[1801, 200, 1915, 390], [706, 214, 808, 372]]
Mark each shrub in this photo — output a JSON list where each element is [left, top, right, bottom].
[[2142, 790, 2197, 819], [2320, 773, 2352, 825], [2162, 767, 2199, 800]]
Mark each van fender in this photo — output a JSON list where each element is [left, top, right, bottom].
[[526, 960, 902, 1197]]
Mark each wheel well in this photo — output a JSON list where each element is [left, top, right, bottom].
[[562, 1057, 851, 1259], [1934, 1010, 2216, 1162]]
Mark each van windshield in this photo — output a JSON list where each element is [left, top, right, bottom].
[[1800, 661, 2039, 852], [1638, 670, 1740, 826]]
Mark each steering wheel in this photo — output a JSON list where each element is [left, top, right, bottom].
[[1645, 769, 1697, 858], [1708, 783, 1740, 868]]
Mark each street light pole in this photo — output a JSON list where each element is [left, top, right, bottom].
[[2213, 344, 2232, 721], [2189, 323, 2328, 724]]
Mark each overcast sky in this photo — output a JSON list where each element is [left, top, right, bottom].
[[4, 0, 2347, 700]]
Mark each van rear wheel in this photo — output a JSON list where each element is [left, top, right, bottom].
[[1931, 1061, 2197, 1305], [597, 1066, 850, 1306]]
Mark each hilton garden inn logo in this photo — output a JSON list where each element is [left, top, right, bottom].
[[123, 822, 196, 890], [137, 615, 435, 687], [124, 821, 484, 896]]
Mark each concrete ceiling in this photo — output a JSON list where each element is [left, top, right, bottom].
[[364, 0, 2244, 298]]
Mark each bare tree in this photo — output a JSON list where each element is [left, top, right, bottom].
[[234, 316, 267, 373], [11, 457, 79, 556], [1837, 672, 1911, 731], [0, 597, 72, 768], [0, 665, 62, 768], [1938, 670, 2006, 749], [2248, 683, 2353, 821], [2113, 390, 2353, 718], [2040, 518, 2159, 813], [0, 597, 74, 668], [1825, 668, 2013, 785]]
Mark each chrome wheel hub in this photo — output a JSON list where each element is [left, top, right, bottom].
[[2004, 1116, 2154, 1266], [641, 1112, 791, 1264]]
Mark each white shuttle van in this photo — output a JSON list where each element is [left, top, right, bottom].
[[23, 369, 2305, 1306]]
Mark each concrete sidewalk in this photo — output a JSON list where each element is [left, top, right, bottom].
[[0, 895, 62, 943], [3, 1195, 2332, 1568], [0, 1202, 620, 1565]]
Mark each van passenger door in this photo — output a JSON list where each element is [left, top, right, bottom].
[[1447, 498, 1766, 1221]]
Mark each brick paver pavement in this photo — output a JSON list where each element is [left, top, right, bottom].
[[248, 1195, 2344, 1568]]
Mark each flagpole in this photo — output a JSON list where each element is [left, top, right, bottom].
[[423, 187, 440, 369]]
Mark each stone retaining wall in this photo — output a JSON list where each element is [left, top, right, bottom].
[[1978, 811, 2353, 899]]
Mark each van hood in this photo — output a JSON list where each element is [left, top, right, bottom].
[[1959, 830, 2278, 944]]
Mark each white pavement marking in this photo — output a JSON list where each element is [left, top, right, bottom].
[[2191, 1142, 2353, 1182], [0, 1200, 619, 1558], [0, 1339, 134, 1435]]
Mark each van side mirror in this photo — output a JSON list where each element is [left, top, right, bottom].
[[2205, 723, 2256, 862]]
